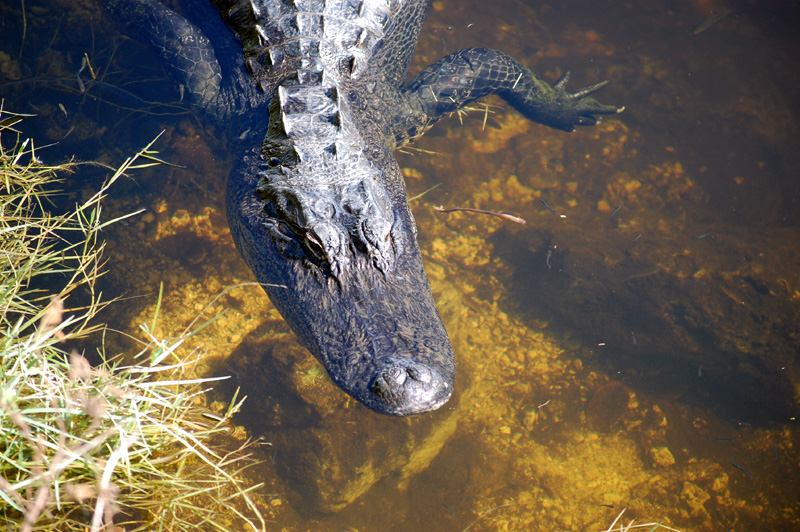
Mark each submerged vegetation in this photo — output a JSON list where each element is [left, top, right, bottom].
[[0, 105, 266, 531]]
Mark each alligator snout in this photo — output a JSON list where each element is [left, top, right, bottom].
[[371, 359, 452, 416]]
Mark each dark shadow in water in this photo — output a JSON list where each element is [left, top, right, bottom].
[[491, 227, 798, 426], [210, 322, 468, 521]]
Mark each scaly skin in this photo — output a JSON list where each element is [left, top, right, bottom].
[[102, 0, 622, 416]]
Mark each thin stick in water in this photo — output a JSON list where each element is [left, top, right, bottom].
[[433, 205, 526, 225]]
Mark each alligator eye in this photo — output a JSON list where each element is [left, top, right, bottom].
[[268, 157, 280, 167], [304, 233, 326, 260]]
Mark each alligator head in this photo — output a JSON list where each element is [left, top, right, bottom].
[[226, 127, 456, 416]]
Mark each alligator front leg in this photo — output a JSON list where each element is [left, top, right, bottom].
[[103, 0, 223, 110], [102, 0, 266, 129], [395, 47, 623, 144]]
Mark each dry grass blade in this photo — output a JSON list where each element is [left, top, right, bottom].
[[602, 508, 687, 532], [1, 106, 268, 531]]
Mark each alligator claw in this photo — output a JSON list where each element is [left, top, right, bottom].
[[568, 79, 609, 100], [553, 70, 571, 91], [547, 74, 624, 132]]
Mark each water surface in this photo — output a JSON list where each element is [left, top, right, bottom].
[[2, 0, 798, 530]]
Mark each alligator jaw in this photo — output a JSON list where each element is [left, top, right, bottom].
[[282, 256, 457, 416], [303, 234, 457, 416], [227, 153, 456, 416]]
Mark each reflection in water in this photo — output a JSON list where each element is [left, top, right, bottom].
[[2, 0, 798, 530]]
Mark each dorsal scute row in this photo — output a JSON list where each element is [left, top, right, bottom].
[[227, 0, 400, 81], [278, 84, 340, 139], [237, 0, 404, 274]]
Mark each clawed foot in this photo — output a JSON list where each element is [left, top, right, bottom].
[[546, 71, 624, 132]]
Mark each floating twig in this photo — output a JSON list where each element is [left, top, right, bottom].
[[433, 205, 526, 225], [540, 199, 558, 215], [690, 9, 732, 35], [461, 502, 516, 532], [408, 182, 441, 202]]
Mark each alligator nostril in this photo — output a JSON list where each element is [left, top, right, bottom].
[[407, 363, 432, 384], [370, 361, 451, 414], [386, 366, 406, 385]]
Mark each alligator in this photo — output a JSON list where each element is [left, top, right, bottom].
[[103, 0, 621, 416]]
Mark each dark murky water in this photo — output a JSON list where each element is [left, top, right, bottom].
[[2, 0, 798, 530]]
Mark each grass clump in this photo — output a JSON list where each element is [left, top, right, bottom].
[[0, 103, 267, 531]]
